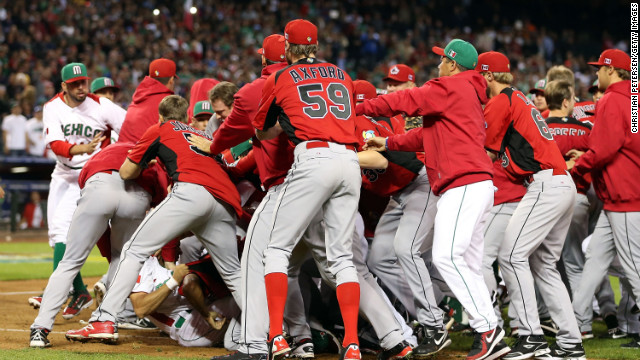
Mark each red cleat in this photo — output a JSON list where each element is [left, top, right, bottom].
[[62, 292, 93, 319], [65, 321, 118, 343]]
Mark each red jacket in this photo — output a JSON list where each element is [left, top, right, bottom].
[[356, 71, 493, 196], [572, 80, 639, 211], [118, 76, 173, 143], [211, 62, 293, 190]]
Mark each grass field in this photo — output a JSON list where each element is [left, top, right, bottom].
[[1, 239, 638, 359]]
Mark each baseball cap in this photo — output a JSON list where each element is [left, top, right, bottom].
[[353, 80, 378, 102], [284, 19, 318, 45], [475, 51, 510, 73], [90, 77, 120, 93], [149, 58, 178, 78], [529, 79, 547, 95], [257, 34, 286, 62], [383, 64, 415, 83], [588, 79, 599, 94], [588, 49, 631, 71], [432, 39, 478, 70], [193, 100, 214, 117], [61, 62, 89, 83]]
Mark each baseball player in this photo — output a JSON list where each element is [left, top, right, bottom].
[[209, 81, 238, 122], [129, 256, 240, 347], [476, 51, 584, 360], [568, 49, 638, 349], [382, 64, 416, 132], [352, 79, 449, 357], [251, 19, 362, 360], [64, 95, 243, 343], [118, 58, 176, 143], [28, 141, 167, 348], [31, 62, 126, 319], [90, 77, 120, 103], [528, 79, 548, 114], [191, 100, 214, 131], [359, 39, 509, 360]]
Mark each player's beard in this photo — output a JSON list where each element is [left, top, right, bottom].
[[69, 92, 87, 103]]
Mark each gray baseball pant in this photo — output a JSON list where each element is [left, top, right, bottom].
[[91, 182, 241, 323], [498, 171, 582, 346], [32, 172, 151, 330]]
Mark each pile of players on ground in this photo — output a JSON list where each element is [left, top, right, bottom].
[[26, 18, 638, 360]]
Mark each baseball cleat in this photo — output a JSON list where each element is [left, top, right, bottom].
[[413, 326, 451, 358], [268, 334, 291, 360], [65, 321, 118, 343], [30, 327, 51, 348], [62, 291, 93, 319], [503, 335, 549, 359], [28, 295, 43, 309], [466, 326, 507, 360], [377, 340, 413, 360], [340, 343, 362, 360], [118, 317, 157, 330], [535, 342, 585, 360], [290, 338, 315, 358]]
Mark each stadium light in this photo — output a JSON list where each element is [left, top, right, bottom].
[[153, 8, 160, 16], [190, 6, 198, 14]]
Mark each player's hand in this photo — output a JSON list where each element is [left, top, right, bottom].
[[566, 159, 576, 171], [206, 311, 226, 330], [82, 132, 107, 154], [172, 264, 189, 283], [566, 149, 585, 161], [188, 135, 213, 154], [363, 136, 387, 152]]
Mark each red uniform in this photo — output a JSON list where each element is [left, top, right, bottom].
[[211, 62, 293, 190], [356, 70, 493, 196], [484, 87, 566, 183], [128, 121, 242, 216], [492, 160, 526, 205], [188, 78, 219, 120], [546, 116, 592, 194], [572, 80, 639, 211], [118, 77, 173, 143], [79, 142, 169, 206], [354, 115, 422, 197], [254, 58, 359, 147], [572, 101, 596, 126]]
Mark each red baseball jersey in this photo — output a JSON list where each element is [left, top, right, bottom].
[[79, 142, 169, 206], [492, 160, 526, 205], [546, 116, 592, 194], [572, 100, 596, 126], [484, 87, 566, 182], [128, 121, 242, 216], [253, 58, 358, 147], [355, 115, 422, 196]]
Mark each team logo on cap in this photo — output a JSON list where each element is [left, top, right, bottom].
[[390, 66, 400, 75], [448, 50, 457, 58], [604, 58, 611, 64], [155, 70, 160, 76], [307, 36, 312, 43], [72, 65, 82, 75], [104, 78, 113, 86], [408, 75, 414, 80], [357, 94, 365, 100], [482, 64, 489, 71], [201, 102, 211, 110], [285, 33, 289, 40]]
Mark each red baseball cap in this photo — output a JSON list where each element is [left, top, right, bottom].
[[257, 34, 286, 62], [353, 80, 377, 102], [149, 58, 178, 78], [588, 49, 631, 71], [475, 51, 510, 73], [284, 19, 318, 45], [383, 64, 415, 82]]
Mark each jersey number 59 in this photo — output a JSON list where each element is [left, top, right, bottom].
[[297, 83, 352, 120]]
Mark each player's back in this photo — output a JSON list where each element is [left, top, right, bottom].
[[271, 58, 358, 147]]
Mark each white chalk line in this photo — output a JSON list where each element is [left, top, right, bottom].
[[0, 327, 167, 339], [0, 290, 41, 295]]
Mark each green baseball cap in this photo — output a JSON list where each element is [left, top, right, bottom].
[[61, 62, 89, 83], [528, 79, 546, 94], [91, 77, 119, 93], [432, 39, 478, 70], [588, 79, 599, 94], [193, 100, 214, 117]]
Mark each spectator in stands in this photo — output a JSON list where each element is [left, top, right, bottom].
[[2, 102, 28, 156], [20, 191, 46, 229], [25, 105, 47, 157]]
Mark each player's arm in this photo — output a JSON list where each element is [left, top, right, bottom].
[[256, 121, 282, 141], [253, 73, 281, 138], [69, 132, 107, 156], [483, 94, 511, 159], [573, 104, 626, 176], [122, 125, 162, 180], [120, 158, 143, 180], [130, 264, 189, 318], [358, 150, 389, 169], [210, 94, 256, 154], [356, 81, 445, 118]]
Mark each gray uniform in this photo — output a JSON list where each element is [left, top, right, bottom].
[[91, 182, 242, 323], [366, 168, 444, 327], [32, 172, 151, 330], [498, 170, 582, 346], [573, 211, 640, 332]]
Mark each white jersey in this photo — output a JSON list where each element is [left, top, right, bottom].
[[25, 117, 46, 157], [43, 93, 125, 175], [131, 257, 191, 335], [2, 113, 27, 150]]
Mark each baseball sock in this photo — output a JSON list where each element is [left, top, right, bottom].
[[336, 282, 360, 347], [265, 272, 288, 341], [53, 242, 87, 294]]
